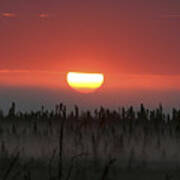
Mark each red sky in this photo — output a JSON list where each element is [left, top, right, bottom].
[[0, 0, 180, 111]]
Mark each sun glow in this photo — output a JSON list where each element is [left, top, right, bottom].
[[67, 72, 104, 93]]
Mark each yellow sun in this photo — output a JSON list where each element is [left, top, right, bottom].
[[67, 72, 104, 93]]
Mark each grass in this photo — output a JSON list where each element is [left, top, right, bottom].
[[0, 103, 180, 179]]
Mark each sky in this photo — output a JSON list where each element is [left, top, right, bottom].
[[0, 0, 180, 112]]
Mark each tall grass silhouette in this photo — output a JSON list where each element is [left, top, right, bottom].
[[0, 102, 180, 179]]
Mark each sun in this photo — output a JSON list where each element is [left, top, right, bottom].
[[66, 72, 104, 93]]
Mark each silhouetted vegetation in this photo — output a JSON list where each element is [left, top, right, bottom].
[[0, 102, 180, 179]]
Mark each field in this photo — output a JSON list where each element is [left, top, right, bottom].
[[0, 102, 180, 179]]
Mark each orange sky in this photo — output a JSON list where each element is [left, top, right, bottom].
[[0, 70, 180, 92], [1, 0, 180, 75], [0, 0, 180, 110]]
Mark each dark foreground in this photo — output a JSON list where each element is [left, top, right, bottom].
[[0, 102, 180, 179], [1, 157, 180, 180]]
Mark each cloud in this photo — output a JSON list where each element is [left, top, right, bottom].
[[39, 13, 49, 18], [1, 13, 16, 17], [1, 13, 52, 19], [161, 14, 180, 19], [0, 69, 65, 74], [0, 70, 30, 73]]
